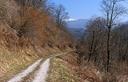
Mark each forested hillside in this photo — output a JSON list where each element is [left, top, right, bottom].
[[75, 0, 128, 81], [0, 0, 74, 81], [0, 0, 128, 82]]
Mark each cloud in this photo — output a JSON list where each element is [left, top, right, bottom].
[[65, 18, 77, 21]]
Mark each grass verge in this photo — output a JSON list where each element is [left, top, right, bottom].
[[47, 57, 81, 82]]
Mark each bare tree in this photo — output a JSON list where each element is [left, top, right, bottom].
[[15, 0, 47, 8], [84, 17, 106, 63], [0, 0, 8, 20], [101, 0, 127, 72], [54, 5, 68, 28]]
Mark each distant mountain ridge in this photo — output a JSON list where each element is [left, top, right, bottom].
[[67, 19, 87, 28], [66, 19, 87, 39]]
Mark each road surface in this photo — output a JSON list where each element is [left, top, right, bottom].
[[7, 51, 72, 82]]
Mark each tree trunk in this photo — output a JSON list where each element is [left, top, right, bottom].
[[88, 31, 95, 62], [106, 26, 111, 72]]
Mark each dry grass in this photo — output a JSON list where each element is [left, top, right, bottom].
[[0, 47, 40, 81], [0, 43, 72, 82], [47, 57, 82, 82], [0, 0, 74, 81]]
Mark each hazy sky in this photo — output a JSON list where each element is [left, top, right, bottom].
[[51, 0, 102, 20], [51, 0, 128, 21]]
